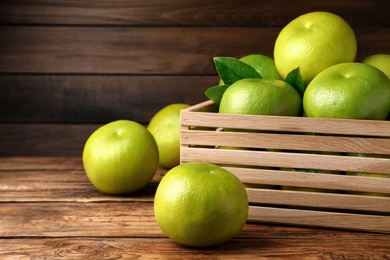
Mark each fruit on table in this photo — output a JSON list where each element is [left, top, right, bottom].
[[147, 103, 190, 169], [83, 120, 159, 195], [303, 62, 390, 120], [219, 78, 302, 116], [154, 162, 248, 247], [274, 11, 357, 86]]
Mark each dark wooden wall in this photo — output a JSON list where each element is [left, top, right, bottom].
[[1, 0, 389, 156]]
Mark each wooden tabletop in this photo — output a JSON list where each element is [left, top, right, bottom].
[[1, 157, 389, 259]]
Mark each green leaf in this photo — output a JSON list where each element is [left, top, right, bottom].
[[213, 57, 262, 85], [204, 84, 230, 105], [285, 67, 305, 97]]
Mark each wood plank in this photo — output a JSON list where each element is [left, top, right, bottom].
[[228, 167, 390, 194], [181, 101, 390, 136], [1, 26, 388, 74], [0, 157, 83, 171], [0, 75, 215, 123], [0, 157, 167, 177], [0, 124, 99, 157], [181, 148, 390, 174], [247, 188, 390, 212], [0, 181, 158, 203], [1, 156, 390, 257], [0, 168, 165, 184], [0, 202, 162, 237], [181, 130, 390, 154], [0, 232, 389, 259], [0, 164, 166, 202], [0, 124, 185, 157], [249, 206, 390, 234], [0, 0, 388, 26], [0, 159, 164, 240], [0, 26, 278, 74]]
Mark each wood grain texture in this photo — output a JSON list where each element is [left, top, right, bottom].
[[0, 0, 388, 26], [0, 26, 280, 74], [0, 234, 389, 259], [1, 1, 389, 158], [181, 130, 390, 154], [249, 206, 390, 234], [181, 100, 390, 136], [181, 147, 390, 174], [0, 202, 163, 237], [247, 189, 390, 212], [0, 75, 216, 123], [1, 1, 390, 256], [229, 167, 390, 194], [0, 157, 389, 258], [0, 156, 83, 170], [0, 123, 99, 157], [1, 26, 389, 74], [0, 157, 167, 202]]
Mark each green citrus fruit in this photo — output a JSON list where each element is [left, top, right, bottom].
[[303, 62, 390, 120], [274, 11, 357, 85], [154, 162, 248, 247], [83, 120, 159, 194], [361, 54, 390, 79], [219, 54, 282, 85], [147, 103, 190, 169], [239, 54, 283, 80], [219, 78, 302, 116]]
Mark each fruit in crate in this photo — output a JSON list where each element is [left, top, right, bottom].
[[205, 10, 390, 121], [219, 54, 282, 85], [147, 103, 190, 169], [205, 56, 305, 108], [82, 120, 159, 195], [154, 162, 248, 247], [219, 78, 302, 116], [239, 54, 283, 80], [274, 11, 357, 86], [303, 62, 390, 120]]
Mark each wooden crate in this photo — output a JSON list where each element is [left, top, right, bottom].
[[180, 100, 390, 233]]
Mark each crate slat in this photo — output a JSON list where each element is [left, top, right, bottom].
[[181, 147, 390, 174], [246, 188, 390, 213], [181, 100, 390, 137], [248, 206, 390, 234], [181, 129, 390, 155], [225, 167, 390, 194]]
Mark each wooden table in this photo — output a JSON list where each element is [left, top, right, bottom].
[[1, 157, 389, 259]]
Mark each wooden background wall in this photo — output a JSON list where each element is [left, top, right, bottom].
[[1, 0, 389, 157]]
